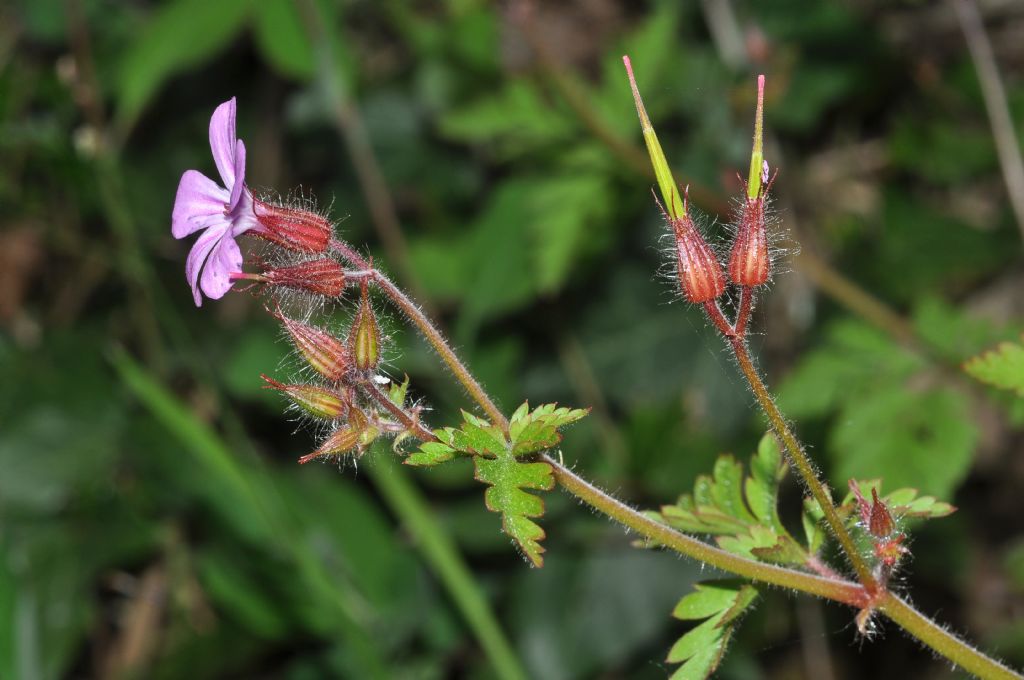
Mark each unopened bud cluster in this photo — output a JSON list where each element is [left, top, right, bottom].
[[849, 481, 907, 581], [243, 198, 412, 464], [264, 293, 404, 464]]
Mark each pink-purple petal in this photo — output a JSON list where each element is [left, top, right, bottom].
[[230, 188, 259, 235], [227, 139, 246, 212], [174, 96, 252, 306], [172, 170, 230, 238], [199, 231, 243, 302], [209, 97, 238, 189], [185, 226, 226, 307]]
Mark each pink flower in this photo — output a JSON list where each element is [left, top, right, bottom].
[[172, 98, 258, 306]]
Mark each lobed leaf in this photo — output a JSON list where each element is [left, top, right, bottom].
[[718, 526, 808, 567], [407, 403, 583, 561], [509, 401, 590, 456], [404, 440, 459, 467], [667, 581, 759, 679], [745, 435, 787, 534], [801, 498, 827, 556], [964, 336, 1024, 396], [474, 455, 555, 567]]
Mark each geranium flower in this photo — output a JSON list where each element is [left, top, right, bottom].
[[172, 97, 258, 306]]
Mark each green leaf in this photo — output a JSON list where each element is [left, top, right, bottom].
[[528, 172, 612, 292], [802, 498, 827, 555], [745, 434, 787, 534], [413, 406, 568, 564], [718, 526, 808, 567], [439, 80, 577, 157], [672, 582, 745, 621], [404, 441, 459, 467], [474, 455, 554, 567], [447, 413, 508, 456], [252, 0, 315, 80], [455, 181, 537, 338], [829, 388, 977, 499], [964, 336, 1024, 396], [116, 0, 251, 131], [667, 581, 758, 679], [386, 376, 412, 417], [777, 320, 921, 418], [509, 401, 590, 456], [406, 403, 548, 468], [780, 313, 984, 504], [657, 435, 816, 569]]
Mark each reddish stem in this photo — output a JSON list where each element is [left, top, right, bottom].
[[735, 286, 754, 336]]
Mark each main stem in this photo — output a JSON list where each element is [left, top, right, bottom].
[[542, 453, 864, 604], [349, 250, 1021, 679], [727, 334, 878, 590], [879, 593, 1021, 680]]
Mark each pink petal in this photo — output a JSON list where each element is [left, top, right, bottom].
[[185, 226, 226, 307], [209, 97, 238, 189], [227, 139, 246, 212], [200, 232, 243, 302], [230, 188, 259, 236], [172, 170, 229, 238]]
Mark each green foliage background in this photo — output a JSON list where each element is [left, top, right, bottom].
[[2, 0, 1023, 678]]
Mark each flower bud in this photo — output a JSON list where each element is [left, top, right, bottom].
[[277, 312, 348, 382], [727, 197, 770, 287], [297, 408, 377, 463], [673, 213, 725, 304], [262, 258, 347, 297], [348, 282, 380, 372], [868, 487, 895, 538], [261, 374, 349, 420], [849, 481, 896, 538], [252, 199, 332, 253]]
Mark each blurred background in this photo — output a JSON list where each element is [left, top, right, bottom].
[[2, 0, 1024, 678]]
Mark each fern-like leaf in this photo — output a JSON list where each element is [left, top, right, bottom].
[[474, 453, 554, 567], [406, 402, 587, 565], [658, 434, 815, 567], [667, 580, 759, 679], [964, 335, 1024, 396], [508, 401, 590, 456]]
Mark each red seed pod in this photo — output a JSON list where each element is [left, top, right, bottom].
[[729, 74, 772, 288], [262, 258, 347, 297], [277, 312, 349, 382], [673, 214, 725, 304], [868, 487, 895, 538], [261, 374, 349, 420], [727, 197, 770, 287], [849, 481, 897, 538], [252, 198, 332, 253]]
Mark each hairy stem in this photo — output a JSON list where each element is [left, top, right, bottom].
[[879, 593, 1021, 680], [332, 239, 509, 431], [735, 286, 753, 336], [359, 380, 437, 442], [541, 453, 864, 604], [727, 335, 878, 589]]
